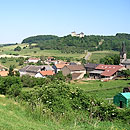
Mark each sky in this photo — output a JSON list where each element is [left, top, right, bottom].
[[0, 0, 130, 43]]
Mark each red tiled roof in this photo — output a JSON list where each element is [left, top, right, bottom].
[[0, 71, 9, 76], [40, 71, 54, 76], [55, 64, 67, 69], [96, 64, 123, 77], [48, 57, 54, 59]]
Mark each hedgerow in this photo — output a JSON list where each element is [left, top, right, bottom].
[[0, 76, 129, 124]]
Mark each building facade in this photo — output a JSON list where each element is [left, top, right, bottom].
[[120, 42, 130, 69]]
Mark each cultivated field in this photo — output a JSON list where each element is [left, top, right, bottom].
[[71, 79, 130, 99], [90, 51, 119, 63], [0, 44, 85, 59]]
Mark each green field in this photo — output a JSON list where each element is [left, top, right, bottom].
[[0, 58, 19, 69], [0, 44, 85, 59], [0, 95, 129, 130], [71, 79, 130, 99], [0, 44, 121, 69], [90, 51, 119, 63]]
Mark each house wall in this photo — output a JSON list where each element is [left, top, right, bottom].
[[35, 73, 44, 78], [71, 70, 86, 74], [62, 66, 71, 76], [76, 73, 85, 79], [126, 65, 130, 69], [89, 73, 101, 79], [28, 60, 39, 63], [62, 67, 86, 79], [19, 71, 36, 77], [19, 71, 27, 76]]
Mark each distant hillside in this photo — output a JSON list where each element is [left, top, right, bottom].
[[22, 33, 130, 55], [22, 35, 58, 43]]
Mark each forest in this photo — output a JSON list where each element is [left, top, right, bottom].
[[22, 33, 130, 56]]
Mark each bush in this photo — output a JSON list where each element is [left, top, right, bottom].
[[14, 46, 21, 51], [0, 76, 22, 95], [7, 83, 22, 97]]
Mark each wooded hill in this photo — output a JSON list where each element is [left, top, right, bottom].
[[22, 33, 130, 55]]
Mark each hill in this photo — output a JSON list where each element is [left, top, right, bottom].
[[22, 33, 130, 56]]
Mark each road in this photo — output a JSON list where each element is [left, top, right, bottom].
[[85, 52, 92, 61], [0, 54, 29, 58]]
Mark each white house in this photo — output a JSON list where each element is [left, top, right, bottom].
[[28, 58, 40, 63]]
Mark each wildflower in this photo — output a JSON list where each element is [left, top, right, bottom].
[[112, 113, 114, 115]]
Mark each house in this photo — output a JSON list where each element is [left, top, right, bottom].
[[19, 65, 54, 77], [89, 64, 124, 80], [52, 63, 68, 73], [47, 57, 55, 61], [62, 65, 86, 80], [113, 93, 130, 108], [28, 57, 40, 63], [35, 70, 54, 78], [0, 71, 9, 77], [84, 63, 99, 73], [120, 42, 130, 69]]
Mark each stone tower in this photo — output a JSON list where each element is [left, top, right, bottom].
[[120, 42, 127, 63]]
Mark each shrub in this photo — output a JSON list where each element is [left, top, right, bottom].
[[14, 46, 21, 51], [7, 83, 22, 97]]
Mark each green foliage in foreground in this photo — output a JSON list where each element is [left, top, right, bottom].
[[0, 97, 129, 130], [0, 76, 130, 129]]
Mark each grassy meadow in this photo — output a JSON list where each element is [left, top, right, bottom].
[[0, 43, 121, 69], [90, 51, 119, 63], [71, 79, 130, 99], [0, 43, 85, 59], [0, 95, 130, 130]]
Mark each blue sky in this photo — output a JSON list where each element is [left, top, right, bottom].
[[0, 0, 130, 43]]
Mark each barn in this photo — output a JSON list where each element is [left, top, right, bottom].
[[113, 93, 130, 108]]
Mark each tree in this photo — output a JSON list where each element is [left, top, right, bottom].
[[81, 58, 86, 64], [15, 71, 20, 77], [8, 65, 14, 76], [36, 60, 43, 65], [121, 70, 130, 80], [14, 46, 21, 51], [100, 54, 120, 65]]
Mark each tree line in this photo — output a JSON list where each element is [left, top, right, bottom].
[[22, 33, 130, 57]]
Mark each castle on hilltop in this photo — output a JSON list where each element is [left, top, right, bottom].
[[71, 31, 84, 38]]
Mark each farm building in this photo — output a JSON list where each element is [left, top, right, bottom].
[[113, 93, 130, 108]]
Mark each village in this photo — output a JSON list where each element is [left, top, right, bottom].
[[0, 0, 130, 129], [0, 42, 130, 109]]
